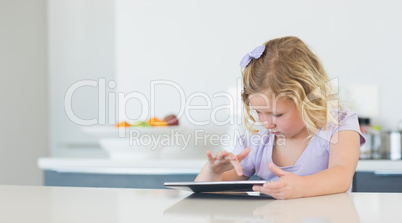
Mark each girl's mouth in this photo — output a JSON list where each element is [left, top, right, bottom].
[[270, 130, 281, 135]]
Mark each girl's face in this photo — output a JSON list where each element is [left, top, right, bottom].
[[249, 93, 307, 140]]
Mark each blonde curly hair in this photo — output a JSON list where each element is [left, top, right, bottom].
[[241, 36, 340, 138]]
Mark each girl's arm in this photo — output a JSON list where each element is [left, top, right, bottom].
[[253, 130, 360, 199], [195, 148, 250, 182], [303, 130, 361, 196]]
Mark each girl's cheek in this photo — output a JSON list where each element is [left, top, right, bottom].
[[257, 114, 264, 122], [260, 116, 269, 125]]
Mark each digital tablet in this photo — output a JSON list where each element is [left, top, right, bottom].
[[163, 180, 269, 193]]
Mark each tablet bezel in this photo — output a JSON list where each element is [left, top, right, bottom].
[[163, 180, 268, 193]]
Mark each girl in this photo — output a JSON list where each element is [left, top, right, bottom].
[[195, 36, 365, 199]]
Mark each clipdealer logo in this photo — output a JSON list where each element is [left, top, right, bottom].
[[64, 78, 243, 127], [64, 77, 341, 148]]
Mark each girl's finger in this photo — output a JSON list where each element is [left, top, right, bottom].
[[206, 150, 214, 161], [224, 152, 243, 176], [229, 159, 243, 176], [254, 185, 279, 194], [237, 147, 251, 162], [265, 180, 286, 189], [215, 150, 227, 160], [254, 186, 283, 199]]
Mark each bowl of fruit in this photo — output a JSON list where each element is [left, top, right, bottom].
[[82, 114, 210, 160]]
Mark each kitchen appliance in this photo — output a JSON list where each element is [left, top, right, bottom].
[[380, 130, 402, 160], [358, 117, 375, 159]]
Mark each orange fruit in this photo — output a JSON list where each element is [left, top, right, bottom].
[[115, 121, 130, 127], [148, 117, 168, 127]]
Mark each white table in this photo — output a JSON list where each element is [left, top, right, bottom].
[[0, 185, 401, 223]]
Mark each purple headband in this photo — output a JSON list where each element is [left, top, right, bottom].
[[240, 45, 266, 68]]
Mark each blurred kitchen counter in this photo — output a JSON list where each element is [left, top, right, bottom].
[[38, 155, 207, 188], [38, 157, 402, 174], [37, 157, 402, 191], [38, 157, 206, 175], [356, 159, 402, 172]]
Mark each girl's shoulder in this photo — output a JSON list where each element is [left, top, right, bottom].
[[329, 109, 359, 129], [316, 108, 365, 145]]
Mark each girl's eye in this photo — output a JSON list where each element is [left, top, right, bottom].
[[273, 114, 282, 117]]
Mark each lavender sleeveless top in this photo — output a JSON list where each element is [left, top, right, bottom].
[[232, 110, 365, 192]]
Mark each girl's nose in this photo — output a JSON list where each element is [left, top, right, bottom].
[[264, 122, 276, 129], [262, 117, 276, 129]]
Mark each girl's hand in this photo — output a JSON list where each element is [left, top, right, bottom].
[[252, 163, 304, 199], [206, 148, 250, 177]]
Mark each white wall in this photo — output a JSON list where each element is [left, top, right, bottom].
[[48, 0, 402, 157], [48, 0, 114, 155], [116, 0, 402, 130], [0, 0, 48, 185]]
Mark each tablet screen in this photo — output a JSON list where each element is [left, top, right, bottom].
[[164, 180, 269, 193]]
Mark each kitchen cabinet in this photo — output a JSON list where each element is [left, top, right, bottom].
[[43, 170, 198, 189], [353, 171, 402, 192], [38, 158, 205, 189], [39, 158, 402, 192], [353, 160, 402, 192], [43, 171, 260, 189]]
